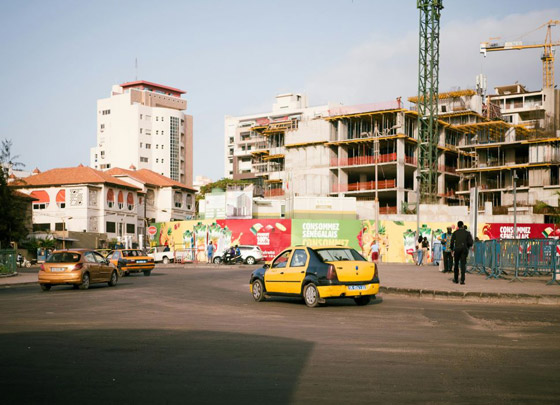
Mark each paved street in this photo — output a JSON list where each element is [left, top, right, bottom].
[[1, 265, 560, 404]]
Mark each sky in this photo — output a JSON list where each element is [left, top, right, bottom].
[[1, 0, 559, 181]]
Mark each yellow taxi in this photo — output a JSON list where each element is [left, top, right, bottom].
[[107, 249, 155, 276], [250, 246, 379, 307], [38, 249, 119, 291]]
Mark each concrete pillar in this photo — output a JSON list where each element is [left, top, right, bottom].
[[396, 138, 405, 189], [337, 120, 348, 141]]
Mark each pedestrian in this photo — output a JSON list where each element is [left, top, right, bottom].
[[371, 240, 379, 263], [421, 237, 429, 266], [432, 236, 442, 267], [450, 220, 473, 285], [17, 253, 23, 268], [416, 235, 423, 266], [441, 226, 454, 273], [207, 241, 214, 264]]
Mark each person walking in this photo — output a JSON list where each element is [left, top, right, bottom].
[[416, 235, 423, 265], [207, 241, 215, 264], [441, 226, 454, 273], [421, 237, 429, 266], [371, 240, 379, 263], [450, 220, 473, 285]]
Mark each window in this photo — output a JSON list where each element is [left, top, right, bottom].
[[106, 221, 116, 233], [101, 109, 111, 115], [161, 145, 164, 149], [33, 223, 50, 232], [161, 159, 164, 163], [156, 158, 159, 163], [140, 157, 148, 163], [127, 192, 134, 210], [162, 131, 164, 135], [156, 116, 159, 121], [140, 128, 143, 134], [146, 143, 151, 149], [117, 191, 124, 209], [290, 249, 308, 267], [100, 124, 105, 131], [140, 114, 143, 119], [107, 188, 115, 208], [33, 203, 47, 210], [161, 116, 164, 121], [55, 222, 64, 231], [140, 142, 143, 148], [174, 192, 182, 208], [156, 130, 159, 135], [156, 145, 159, 149], [272, 250, 291, 269], [126, 223, 135, 234]]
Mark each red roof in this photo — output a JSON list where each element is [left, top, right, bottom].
[[119, 80, 186, 95], [106, 167, 195, 192], [12, 166, 140, 190]]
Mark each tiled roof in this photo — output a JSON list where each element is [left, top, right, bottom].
[[12, 190, 38, 200], [12, 166, 140, 190], [107, 167, 195, 192]]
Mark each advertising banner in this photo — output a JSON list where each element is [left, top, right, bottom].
[[291, 219, 363, 250], [481, 223, 559, 240]]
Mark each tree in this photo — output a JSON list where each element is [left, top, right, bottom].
[[0, 139, 29, 249], [196, 178, 250, 203], [535, 192, 560, 224]]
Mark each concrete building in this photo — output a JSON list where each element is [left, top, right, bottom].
[[90, 80, 194, 186], [225, 86, 560, 222], [13, 165, 195, 248]]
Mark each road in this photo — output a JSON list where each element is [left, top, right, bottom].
[[1, 265, 559, 404]]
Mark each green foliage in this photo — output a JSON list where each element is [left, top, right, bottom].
[[535, 193, 560, 224], [196, 178, 250, 202], [0, 264, 9, 274]]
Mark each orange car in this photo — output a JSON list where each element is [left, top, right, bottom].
[[38, 249, 119, 291], [107, 249, 155, 276]]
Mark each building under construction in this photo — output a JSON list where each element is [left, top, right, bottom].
[[224, 85, 560, 221]]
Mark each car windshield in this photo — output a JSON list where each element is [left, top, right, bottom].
[[123, 250, 141, 257], [46, 252, 81, 263], [315, 248, 366, 262]]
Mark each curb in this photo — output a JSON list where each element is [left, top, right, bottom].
[[379, 286, 560, 306], [0, 272, 20, 278]]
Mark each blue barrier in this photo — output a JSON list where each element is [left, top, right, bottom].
[[468, 239, 560, 285]]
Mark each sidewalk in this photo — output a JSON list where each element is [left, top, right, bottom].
[[2, 263, 559, 305]]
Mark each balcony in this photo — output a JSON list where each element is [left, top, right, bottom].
[[330, 153, 398, 167], [438, 164, 457, 173], [332, 179, 396, 193], [264, 189, 285, 198]]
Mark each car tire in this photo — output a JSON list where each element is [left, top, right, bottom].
[[354, 295, 372, 306], [245, 256, 256, 265], [303, 283, 320, 308], [108, 270, 118, 287], [213, 256, 222, 264], [40, 284, 51, 291], [79, 273, 90, 290], [143, 270, 151, 277], [251, 279, 266, 302], [162, 256, 170, 264]]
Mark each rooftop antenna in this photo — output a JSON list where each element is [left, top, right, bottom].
[[135, 58, 138, 81]]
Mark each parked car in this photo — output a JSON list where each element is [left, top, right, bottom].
[[250, 246, 379, 307], [213, 245, 264, 265], [38, 249, 119, 291], [147, 247, 175, 264], [107, 249, 155, 276]]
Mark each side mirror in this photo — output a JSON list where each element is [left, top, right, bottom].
[[263, 263, 270, 269], [104, 259, 110, 265]]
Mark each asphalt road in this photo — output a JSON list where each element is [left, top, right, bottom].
[[1, 265, 559, 404]]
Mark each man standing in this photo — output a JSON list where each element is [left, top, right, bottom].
[[207, 241, 215, 264], [450, 221, 473, 284], [441, 226, 454, 273]]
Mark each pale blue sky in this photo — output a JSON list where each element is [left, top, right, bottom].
[[1, 0, 559, 181]]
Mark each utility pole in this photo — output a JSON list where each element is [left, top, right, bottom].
[[417, 0, 443, 203], [513, 170, 518, 239]]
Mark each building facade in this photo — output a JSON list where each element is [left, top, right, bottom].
[[90, 80, 194, 186]]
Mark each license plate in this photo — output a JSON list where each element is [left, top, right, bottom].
[[51, 267, 66, 272], [348, 285, 367, 290], [137, 260, 146, 263]]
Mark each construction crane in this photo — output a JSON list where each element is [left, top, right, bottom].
[[480, 19, 560, 89], [416, 0, 443, 204]]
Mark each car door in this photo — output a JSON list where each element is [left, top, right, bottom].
[[284, 248, 309, 294], [93, 251, 111, 280], [264, 250, 292, 293], [84, 251, 100, 282]]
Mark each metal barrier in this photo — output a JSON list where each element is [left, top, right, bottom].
[[0, 249, 17, 274], [468, 239, 560, 285]]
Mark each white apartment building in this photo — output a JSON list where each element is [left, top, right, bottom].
[[90, 80, 194, 186], [224, 93, 338, 198]]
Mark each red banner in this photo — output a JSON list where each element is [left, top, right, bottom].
[[217, 219, 292, 260], [482, 223, 559, 240]]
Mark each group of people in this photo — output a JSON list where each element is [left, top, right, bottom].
[[416, 221, 474, 285], [206, 241, 241, 264]]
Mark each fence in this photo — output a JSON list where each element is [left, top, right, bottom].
[[468, 239, 560, 285], [0, 249, 17, 275]]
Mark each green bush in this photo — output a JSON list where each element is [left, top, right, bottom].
[[0, 264, 10, 274]]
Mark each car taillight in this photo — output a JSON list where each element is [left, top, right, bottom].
[[373, 263, 378, 280], [72, 263, 83, 271], [40, 264, 45, 271], [327, 264, 338, 281]]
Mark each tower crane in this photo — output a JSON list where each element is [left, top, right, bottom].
[[480, 19, 560, 89]]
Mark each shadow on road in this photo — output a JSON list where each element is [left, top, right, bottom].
[[0, 329, 313, 404]]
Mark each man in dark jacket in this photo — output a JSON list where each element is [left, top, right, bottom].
[[450, 220, 473, 285]]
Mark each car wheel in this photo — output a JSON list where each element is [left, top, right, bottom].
[[162, 256, 170, 264], [40, 284, 51, 291], [354, 295, 372, 306], [143, 270, 151, 276], [79, 273, 90, 290], [245, 256, 256, 265], [303, 283, 320, 308], [251, 279, 266, 302], [213, 256, 222, 264], [108, 270, 118, 287]]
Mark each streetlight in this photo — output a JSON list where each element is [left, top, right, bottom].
[[513, 170, 518, 239], [62, 217, 73, 249]]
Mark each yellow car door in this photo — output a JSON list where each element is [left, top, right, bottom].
[[264, 250, 292, 293], [283, 248, 309, 294]]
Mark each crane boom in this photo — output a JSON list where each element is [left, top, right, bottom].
[[480, 20, 560, 88]]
